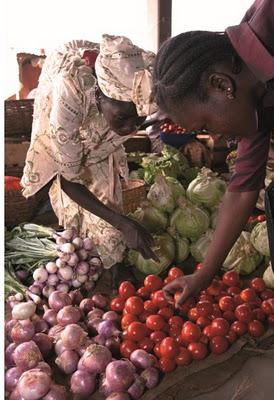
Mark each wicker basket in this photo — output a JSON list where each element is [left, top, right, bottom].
[[5, 99, 34, 137], [5, 190, 42, 228], [122, 179, 147, 214]]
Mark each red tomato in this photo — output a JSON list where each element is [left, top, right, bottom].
[[256, 214, 266, 222], [235, 304, 253, 323], [160, 337, 179, 359], [181, 321, 201, 343], [234, 294, 245, 307], [168, 267, 183, 279], [168, 316, 184, 327], [169, 325, 182, 338], [188, 307, 199, 322], [252, 308, 266, 322], [120, 340, 138, 358], [222, 271, 241, 287], [139, 337, 154, 352], [211, 308, 223, 319], [159, 357, 176, 373], [268, 314, 274, 325], [196, 301, 214, 317], [210, 336, 229, 354], [175, 347, 192, 366], [158, 307, 174, 320], [164, 276, 174, 285], [219, 296, 235, 312], [187, 342, 208, 360], [119, 281, 136, 299], [110, 297, 125, 313], [199, 294, 214, 302], [121, 314, 138, 330], [195, 263, 204, 271], [211, 318, 230, 336], [250, 277, 266, 293], [127, 321, 146, 341], [227, 286, 241, 297], [137, 286, 150, 299], [153, 343, 162, 358], [144, 275, 163, 292], [260, 289, 274, 300], [240, 288, 257, 303], [139, 310, 151, 323], [125, 296, 144, 315], [151, 290, 169, 309], [179, 296, 196, 315], [203, 325, 215, 339], [144, 300, 158, 313], [261, 299, 274, 315], [207, 279, 222, 296], [231, 321, 247, 336], [226, 329, 237, 344], [222, 311, 236, 322], [146, 314, 166, 331], [196, 316, 211, 328], [248, 320, 265, 337], [150, 330, 167, 343], [200, 334, 209, 345]]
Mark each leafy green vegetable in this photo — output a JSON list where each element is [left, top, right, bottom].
[[250, 221, 270, 257], [175, 236, 190, 263], [190, 230, 213, 262], [129, 202, 168, 233], [263, 262, 274, 289]]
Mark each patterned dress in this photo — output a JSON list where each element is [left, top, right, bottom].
[[21, 40, 135, 268]]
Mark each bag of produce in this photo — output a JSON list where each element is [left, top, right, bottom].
[[250, 221, 270, 257]]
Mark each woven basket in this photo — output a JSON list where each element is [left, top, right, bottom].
[[5, 99, 34, 137], [122, 179, 147, 214], [5, 190, 42, 228]]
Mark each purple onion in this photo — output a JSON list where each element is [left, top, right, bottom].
[[11, 320, 35, 343], [80, 344, 112, 374], [47, 274, 59, 286], [48, 325, 65, 342], [76, 261, 89, 275], [87, 317, 102, 335], [60, 324, 87, 350], [72, 237, 83, 249], [32, 317, 49, 333], [5, 342, 17, 368], [128, 376, 145, 399], [6, 319, 17, 341], [93, 334, 106, 346], [5, 367, 22, 392], [79, 298, 95, 314], [83, 237, 94, 251], [140, 367, 159, 389], [87, 308, 104, 320], [98, 320, 121, 338], [56, 282, 70, 293], [77, 248, 88, 261], [9, 387, 24, 400], [36, 361, 52, 376], [42, 384, 67, 400], [13, 341, 42, 371], [68, 290, 84, 306], [17, 369, 51, 400], [33, 333, 53, 357], [54, 340, 67, 356], [99, 374, 113, 397], [70, 370, 96, 395], [43, 308, 57, 326], [55, 350, 79, 375], [56, 305, 81, 326], [92, 294, 108, 309], [105, 360, 135, 392], [103, 311, 120, 322], [48, 291, 72, 311], [28, 284, 42, 296], [77, 338, 96, 357], [130, 349, 155, 370], [105, 337, 121, 356]]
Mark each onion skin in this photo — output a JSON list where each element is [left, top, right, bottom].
[[43, 309, 57, 326], [11, 320, 35, 343], [92, 294, 108, 309], [80, 344, 112, 374], [69, 290, 84, 306], [70, 370, 97, 395], [87, 317, 102, 335], [17, 369, 51, 400], [79, 298, 95, 314], [13, 341, 42, 371], [12, 302, 36, 320], [105, 393, 131, 400], [5, 342, 17, 368], [48, 291, 72, 312], [140, 367, 159, 389], [87, 308, 104, 320], [128, 377, 145, 399], [48, 325, 65, 342], [98, 320, 121, 338], [32, 317, 49, 334], [55, 350, 79, 375], [105, 337, 121, 356], [105, 360, 135, 392], [9, 387, 25, 400], [42, 384, 67, 400], [60, 324, 87, 350], [33, 333, 53, 357], [6, 319, 18, 341], [54, 340, 67, 356], [5, 367, 22, 392], [130, 349, 155, 370], [35, 361, 52, 376], [83, 237, 94, 251], [103, 311, 120, 322], [56, 305, 81, 326]]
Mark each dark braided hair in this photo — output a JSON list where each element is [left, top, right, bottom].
[[153, 31, 241, 114]]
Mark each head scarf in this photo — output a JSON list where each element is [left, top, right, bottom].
[[95, 34, 157, 116]]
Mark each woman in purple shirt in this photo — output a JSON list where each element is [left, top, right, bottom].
[[153, 0, 274, 303]]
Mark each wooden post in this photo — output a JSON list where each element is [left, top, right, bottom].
[[147, 0, 172, 52]]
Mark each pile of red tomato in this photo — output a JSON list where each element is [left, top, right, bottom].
[[160, 122, 187, 135], [110, 267, 274, 374]]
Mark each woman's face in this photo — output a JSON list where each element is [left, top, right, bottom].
[[98, 92, 146, 136], [168, 74, 259, 139]]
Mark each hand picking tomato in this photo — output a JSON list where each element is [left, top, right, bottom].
[[210, 336, 229, 354], [118, 281, 136, 299], [159, 337, 179, 359], [211, 318, 230, 336], [146, 314, 166, 331], [125, 296, 144, 315], [144, 275, 163, 292], [181, 321, 201, 343], [127, 321, 146, 341], [187, 342, 208, 360], [222, 271, 241, 287], [206, 279, 222, 296], [175, 347, 192, 366]]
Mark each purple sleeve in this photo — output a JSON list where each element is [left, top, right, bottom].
[[228, 130, 270, 192]]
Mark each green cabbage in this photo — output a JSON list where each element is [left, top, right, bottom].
[[129, 202, 168, 233], [250, 221, 270, 257], [175, 236, 190, 263], [147, 175, 184, 214], [128, 233, 175, 275], [263, 262, 274, 289], [190, 230, 214, 262], [170, 197, 210, 241], [186, 167, 226, 209], [223, 231, 263, 275], [210, 206, 219, 229]]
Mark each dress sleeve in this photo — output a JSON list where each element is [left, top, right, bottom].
[[49, 71, 86, 183], [228, 129, 271, 192]]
